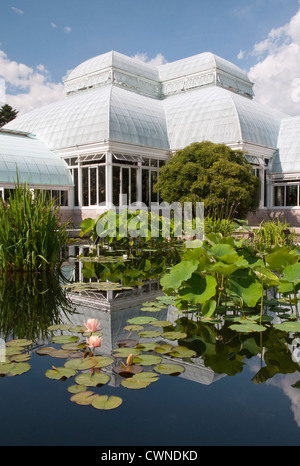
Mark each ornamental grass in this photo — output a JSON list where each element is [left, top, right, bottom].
[[0, 179, 69, 273]]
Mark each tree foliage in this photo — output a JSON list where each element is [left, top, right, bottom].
[[154, 141, 260, 219], [0, 104, 18, 128]]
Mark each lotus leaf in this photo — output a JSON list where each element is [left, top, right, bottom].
[[75, 372, 110, 386], [283, 262, 300, 284], [274, 321, 300, 332], [230, 322, 266, 333], [160, 260, 199, 291], [178, 274, 217, 305], [91, 395, 123, 410]]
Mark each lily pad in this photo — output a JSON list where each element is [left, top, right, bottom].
[[123, 325, 144, 332], [51, 335, 79, 344], [70, 391, 98, 405], [112, 347, 140, 358], [133, 354, 162, 366], [162, 331, 187, 340], [154, 363, 185, 376], [113, 364, 143, 377], [138, 330, 162, 338], [135, 342, 157, 351], [74, 372, 110, 387], [151, 321, 173, 328], [67, 384, 87, 394], [35, 346, 56, 356], [127, 316, 157, 325], [89, 356, 115, 368], [45, 366, 76, 380], [6, 339, 32, 347], [154, 343, 176, 354], [64, 358, 98, 371], [169, 346, 197, 358], [91, 395, 123, 410], [121, 378, 151, 389]]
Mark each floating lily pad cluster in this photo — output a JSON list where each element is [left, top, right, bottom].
[[36, 317, 189, 411], [0, 338, 32, 377]]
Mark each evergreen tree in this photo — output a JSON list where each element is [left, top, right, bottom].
[[153, 141, 260, 219], [0, 104, 18, 128]]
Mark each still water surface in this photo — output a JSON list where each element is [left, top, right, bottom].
[[1, 252, 300, 447]]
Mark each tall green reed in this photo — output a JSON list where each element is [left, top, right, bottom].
[[0, 179, 70, 273]]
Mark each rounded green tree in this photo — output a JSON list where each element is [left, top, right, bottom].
[[154, 141, 260, 219]]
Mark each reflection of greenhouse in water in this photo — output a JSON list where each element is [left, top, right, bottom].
[[61, 257, 225, 387]]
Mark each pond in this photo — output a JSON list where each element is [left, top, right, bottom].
[[1, 244, 300, 448]]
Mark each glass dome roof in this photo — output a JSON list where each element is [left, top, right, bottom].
[[163, 86, 285, 150], [270, 116, 300, 174], [0, 130, 73, 186], [65, 51, 160, 83], [5, 85, 169, 150]]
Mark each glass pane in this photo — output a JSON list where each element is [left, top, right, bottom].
[[286, 185, 298, 207], [61, 191, 68, 207], [90, 167, 97, 205], [122, 167, 129, 205], [274, 186, 285, 207], [142, 169, 150, 206], [52, 190, 60, 205], [98, 166, 106, 204], [82, 167, 89, 206], [131, 168, 137, 204], [151, 171, 158, 203], [73, 168, 79, 207], [113, 166, 120, 206]]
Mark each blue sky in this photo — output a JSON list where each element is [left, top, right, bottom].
[[1, 0, 300, 115]]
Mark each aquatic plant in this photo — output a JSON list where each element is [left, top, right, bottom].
[[158, 232, 300, 328], [0, 178, 70, 273]]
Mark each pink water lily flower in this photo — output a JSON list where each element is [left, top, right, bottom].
[[84, 318, 101, 333], [86, 335, 102, 349]]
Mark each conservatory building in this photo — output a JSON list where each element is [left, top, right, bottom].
[[3, 50, 300, 226]]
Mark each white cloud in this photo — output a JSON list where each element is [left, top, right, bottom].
[[51, 22, 72, 33], [11, 7, 23, 15], [237, 50, 245, 60], [248, 6, 300, 116], [132, 52, 168, 67], [0, 50, 64, 114]]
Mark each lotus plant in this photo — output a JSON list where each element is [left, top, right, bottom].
[[86, 335, 102, 350], [84, 318, 101, 333]]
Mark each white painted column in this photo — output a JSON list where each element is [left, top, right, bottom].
[[105, 152, 113, 206]]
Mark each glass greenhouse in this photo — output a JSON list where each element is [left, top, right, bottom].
[[3, 50, 300, 225]]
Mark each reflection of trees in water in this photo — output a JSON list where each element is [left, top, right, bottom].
[[0, 272, 76, 342]]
